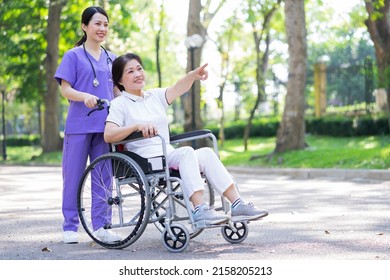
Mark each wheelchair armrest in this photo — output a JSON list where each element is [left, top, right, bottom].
[[170, 129, 212, 143], [112, 132, 170, 157], [111, 131, 144, 150], [122, 131, 144, 142]]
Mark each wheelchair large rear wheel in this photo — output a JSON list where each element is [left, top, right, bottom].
[[78, 153, 151, 249]]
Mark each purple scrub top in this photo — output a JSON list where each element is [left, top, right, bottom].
[[54, 46, 116, 134]]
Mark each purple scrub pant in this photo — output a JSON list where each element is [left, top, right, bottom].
[[62, 133, 110, 232]]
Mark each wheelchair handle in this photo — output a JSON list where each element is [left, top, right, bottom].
[[87, 98, 110, 116]]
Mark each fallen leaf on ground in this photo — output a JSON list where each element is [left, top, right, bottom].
[[41, 247, 52, 252]]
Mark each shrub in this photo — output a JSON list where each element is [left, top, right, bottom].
[[5, 134, 40, 146], [306, 115, 389, 136]]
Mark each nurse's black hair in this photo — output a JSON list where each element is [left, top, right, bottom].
[[112, 53, 144, 92], [74, 6, 109, 47]]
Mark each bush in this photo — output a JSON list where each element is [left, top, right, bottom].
[[207, 115, 388, 140], [5, 134, 40, 146], [306, 115, 389, 136]]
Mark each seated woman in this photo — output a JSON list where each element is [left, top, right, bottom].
[[104, 53, 268, 225]]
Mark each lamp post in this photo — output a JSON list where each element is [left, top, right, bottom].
[[314, 55, 330, 117], [185, 34, 203, 145], [1, 88, 6, 161]]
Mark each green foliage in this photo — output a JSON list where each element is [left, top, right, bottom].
[[4, 135, 389, 170], [0, 145, 62, 164], [204, 114, 388, 140], [1, 146, 42, 163], [205, 116, 280, 139], [0, 0, 48, 102], [306, 115, 389, 136], [4, 134, 40, 146], [219, 135, 390, 169]]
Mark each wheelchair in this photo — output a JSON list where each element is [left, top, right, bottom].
[[77, 100, 254, 252]]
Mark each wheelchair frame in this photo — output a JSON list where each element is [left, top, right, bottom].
[[77, 101, 251, 252]]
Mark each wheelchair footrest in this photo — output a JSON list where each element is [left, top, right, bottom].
[[193, 219, 228, 229]]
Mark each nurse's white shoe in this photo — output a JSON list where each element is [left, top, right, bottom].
[[63, 231, 78, 244], [93, 227, 121, 243]]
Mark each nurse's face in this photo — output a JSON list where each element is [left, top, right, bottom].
[[82, 12, 109, 43], [120, 59, 146, 95]]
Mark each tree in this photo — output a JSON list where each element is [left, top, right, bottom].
[[44, 0, 67, 152], [155, 0, 166, 88], [212, 14, 240, 146], [243, 0, 282, 151], [0, 0, 56, 149], [274, 0, 307, 153], [364, 0, 390, 131]]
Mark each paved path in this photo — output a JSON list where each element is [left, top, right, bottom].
[[0, 165, 389, 261]]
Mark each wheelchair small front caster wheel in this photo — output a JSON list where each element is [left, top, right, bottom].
[[162, 223, 190, 252], [221, 221, 249, 244]]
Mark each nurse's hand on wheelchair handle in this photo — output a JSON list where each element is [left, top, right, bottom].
[[83, 94, 100, 108], [87, 98, 110, 116]]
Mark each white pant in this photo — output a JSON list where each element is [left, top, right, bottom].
[[166, 147, 234, 198]]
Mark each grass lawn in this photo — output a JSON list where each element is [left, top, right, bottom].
[[219, 135, 390, 169], [2, 146, 62, 165], [1, 135, 390, 169]]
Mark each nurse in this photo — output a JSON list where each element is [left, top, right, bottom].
[[54, 6, 120, 244]]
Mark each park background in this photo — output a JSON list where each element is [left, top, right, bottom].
[[0, 0, 389, 169]]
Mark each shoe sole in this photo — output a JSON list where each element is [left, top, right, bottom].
[[231, 212, 269, 222], [194, 217, 229, 225], [207, 217, 229, 225]]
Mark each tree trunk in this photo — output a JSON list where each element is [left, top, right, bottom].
[[43, 0, 66, 152], [243, 31, 268, 151], [156, 1, 165, 88], [217, 82, 226, 146], [364, 0, 390, 132], [275, 0, 307, 153]]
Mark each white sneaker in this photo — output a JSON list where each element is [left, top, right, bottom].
[[63, 231, 78, 244], [193, 204, 229, 225], [93, 227, 121, 243], [231, 202, 269, 221]]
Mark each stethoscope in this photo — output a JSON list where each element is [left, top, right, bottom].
[[83, 43, 113, 87]]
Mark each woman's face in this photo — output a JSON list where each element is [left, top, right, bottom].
[[82, 12, 109, 43], [120, 59, 146, 94]]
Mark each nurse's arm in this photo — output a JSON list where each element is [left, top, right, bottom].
[[60, 79, 98, 108]]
